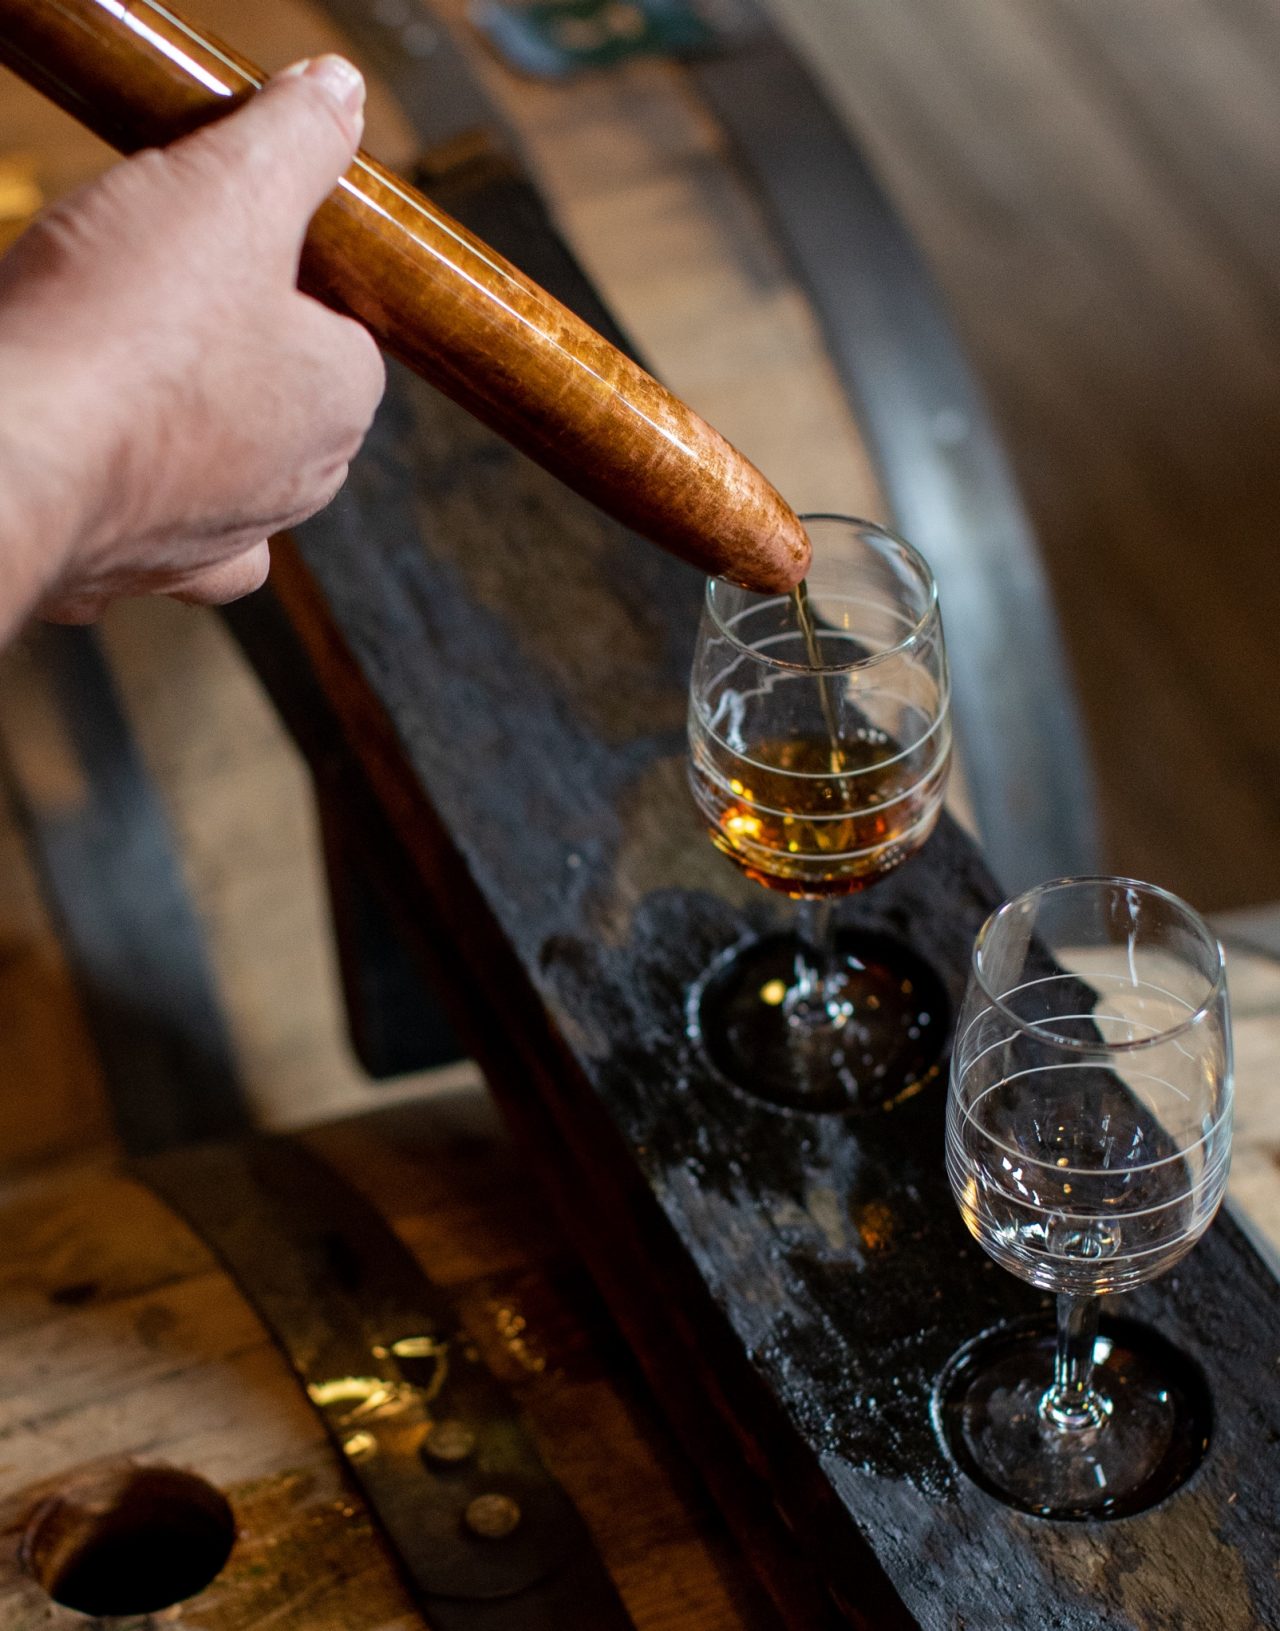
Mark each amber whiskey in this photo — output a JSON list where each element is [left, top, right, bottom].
[[688, 722, 950, 897]]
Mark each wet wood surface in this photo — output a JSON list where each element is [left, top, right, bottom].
[[255, 290, 1280, 1622], [4, 1, 1280, 1624], [0, 0, 889, 1162]]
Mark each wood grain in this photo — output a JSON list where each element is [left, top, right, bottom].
[[3, 5, 1280, 1623], [426, 23, 884, 524], [0, 1095, 782, 1631], [760, 0, 1280, 910]]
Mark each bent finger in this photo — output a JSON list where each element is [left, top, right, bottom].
[[170, 540, 273, 606], [294, 299, 387, 439]]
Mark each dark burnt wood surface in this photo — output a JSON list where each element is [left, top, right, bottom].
[[232, 158, 1280, 1629]]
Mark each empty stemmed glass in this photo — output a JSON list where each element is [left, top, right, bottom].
[[686, 514, 952, 1112], [941, 877, 1232, 1518]]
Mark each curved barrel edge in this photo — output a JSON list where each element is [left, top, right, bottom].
[[689, 28, 1100, 892]]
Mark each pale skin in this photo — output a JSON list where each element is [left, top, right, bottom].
[[0, 54, 386, 646]]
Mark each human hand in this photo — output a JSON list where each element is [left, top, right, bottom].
[[0, 54, 386, 627]]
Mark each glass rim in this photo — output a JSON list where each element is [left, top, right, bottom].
[[705, 513, 940, 675], [971, 875, 1228, 1054]]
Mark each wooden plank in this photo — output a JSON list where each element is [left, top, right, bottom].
[[423, 5, 883, 525], [6, 8, 1280, 1621], [247, 298, 1280, 1621], [1220, 939, 1280, 1266], [318, 797, 465, 1077], [100, 595, 465, 1131], [0, 0, 473, 1144], [1044, 0, 1280, 313], [0, 800, 111, 1171], [139, 1134, 637, 1630], [305, 1103, 788, 1631]]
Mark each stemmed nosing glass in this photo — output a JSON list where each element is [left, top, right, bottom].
[[686, 514, 952, 1113], [941, 877, 1232, 1519]]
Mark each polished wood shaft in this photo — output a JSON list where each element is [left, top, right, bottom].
[[0, 0, 809, 591]]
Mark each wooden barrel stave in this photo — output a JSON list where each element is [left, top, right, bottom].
[[0, 1093, 780, 1630], [0, 1164, 417, 1630]]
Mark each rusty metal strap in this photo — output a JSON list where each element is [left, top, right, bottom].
[[136, 1136, 634, 1628]]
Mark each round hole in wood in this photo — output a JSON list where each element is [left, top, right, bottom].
[[22, 1462, 236, 1616]]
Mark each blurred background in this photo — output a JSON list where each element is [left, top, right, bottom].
[[0, 0, 1277, 1188]]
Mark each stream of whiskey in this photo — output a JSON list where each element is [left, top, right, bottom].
[[791, 580, 845, 777]]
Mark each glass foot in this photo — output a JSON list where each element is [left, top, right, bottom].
[[935, 1316, 1212, 1520], [688, 931, 949, 1113]]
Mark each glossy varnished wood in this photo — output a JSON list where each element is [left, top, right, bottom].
[[0, 0, 809, 593]]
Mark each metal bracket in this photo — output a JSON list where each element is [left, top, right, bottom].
[[136, 1136, 635, 1626]]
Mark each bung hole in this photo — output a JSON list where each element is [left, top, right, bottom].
[[23, 1463, 235, 1616]]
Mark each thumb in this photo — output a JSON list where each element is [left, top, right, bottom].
[[174, 56, 366, 245]]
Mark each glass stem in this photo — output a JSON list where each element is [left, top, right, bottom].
[[788, 898, 854, 1028], [794, 899, 835, 1001], [1042, 1293, 1109, 1433]]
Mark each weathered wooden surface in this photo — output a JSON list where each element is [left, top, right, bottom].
[[0, 0, 901, 1157], [0, 1092, 782, 1631], [1221, 929, 1280, 1277], [423, 0, 883, 527], [258, 295, 1280, 1620], [0, 626, 249, 1153]]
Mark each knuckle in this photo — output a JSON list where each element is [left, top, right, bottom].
[[300, 459, 351, 519], [317, 458, 351, 505], [162, 134, 230, 194], [16, 145, 207, 281], [360, 338, 388, 414], [298, 309, 384, 436], [123, 145, 175, 188], [17, 198, 97, 278], [181, 545, 272, 606], [120, 143, 207, 221], [159, 138, 248, 232]]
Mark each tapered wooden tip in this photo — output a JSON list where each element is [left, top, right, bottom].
[[656, 434, 810, 594], [713, 485, 812, 594], [0, 0, 814, 598]]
